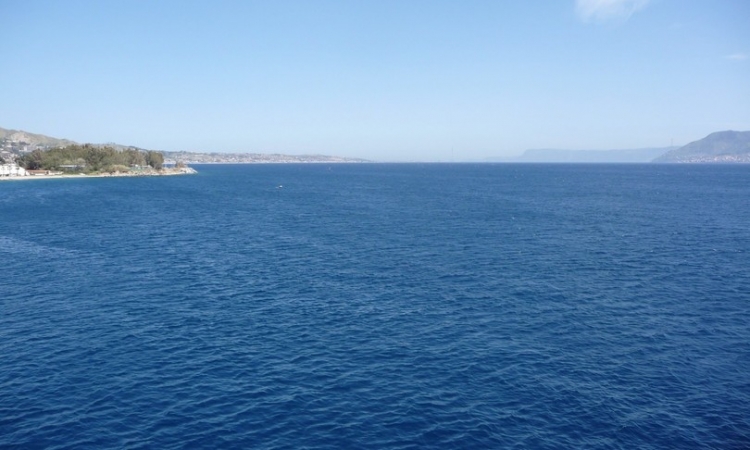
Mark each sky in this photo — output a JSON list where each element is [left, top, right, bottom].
[[1, 0, 748, 161]]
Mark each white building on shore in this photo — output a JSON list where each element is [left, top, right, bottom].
[[0, 163, 28, 177]]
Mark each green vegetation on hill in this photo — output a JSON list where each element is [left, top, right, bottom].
[[17, 144, 164, 172]]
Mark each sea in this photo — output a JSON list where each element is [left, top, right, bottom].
[[1, 163, 749, 449]]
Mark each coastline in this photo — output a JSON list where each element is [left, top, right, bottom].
[[0, 167, 197, 181]]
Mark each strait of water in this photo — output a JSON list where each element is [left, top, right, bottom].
[[1, 163, 749, 449]]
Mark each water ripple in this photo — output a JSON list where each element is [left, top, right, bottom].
[[1, 164, 749, 448]]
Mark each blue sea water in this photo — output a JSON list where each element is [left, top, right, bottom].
[[1, 163, 749, 449]]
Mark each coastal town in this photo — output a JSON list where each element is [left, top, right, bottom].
[[162, 150, 368, 164]]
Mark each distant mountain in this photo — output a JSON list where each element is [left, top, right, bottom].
[[653, 131, 750, 163], [514, 147, 673, 163]]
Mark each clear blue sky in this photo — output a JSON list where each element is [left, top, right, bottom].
[[1, 0, 748, 161]]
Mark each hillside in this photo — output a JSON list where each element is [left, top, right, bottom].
[[0, 127, 77, 152], [653, 131, 750, 163], [0, 127, 146, 157]]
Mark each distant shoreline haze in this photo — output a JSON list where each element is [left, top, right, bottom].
[[2, 127, 749, 164], [510, 147, 675, 163]]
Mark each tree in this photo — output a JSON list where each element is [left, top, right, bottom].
[[145, 151, 164, 170], [15, 144, 166, 173], [85, 145, 107, 172], [123, 148, 146, 167], [17, 149, 44, 170]]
